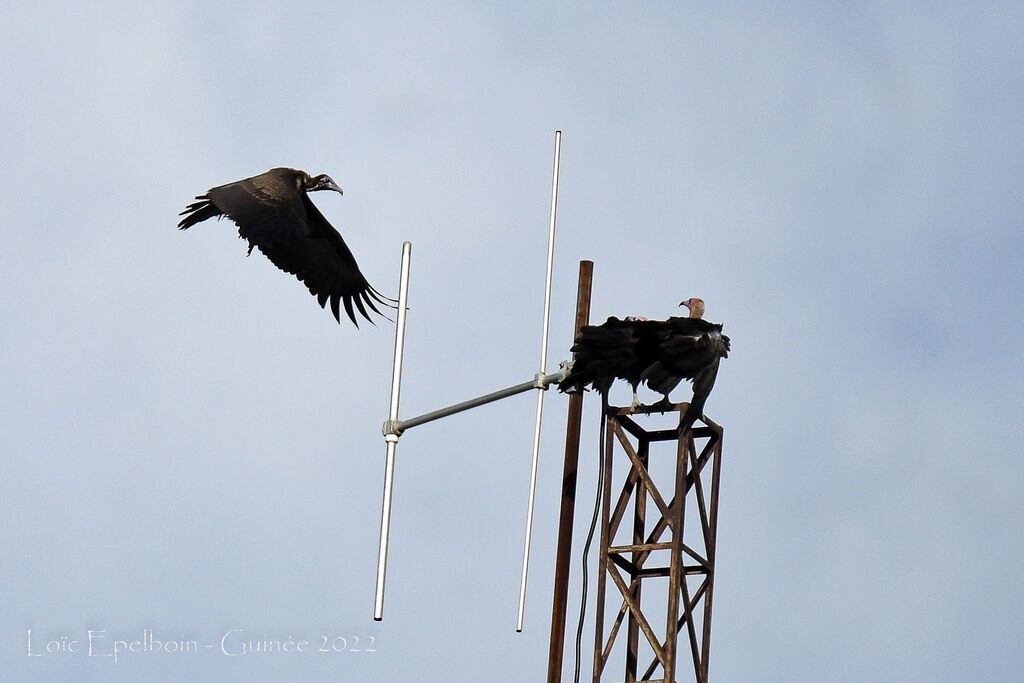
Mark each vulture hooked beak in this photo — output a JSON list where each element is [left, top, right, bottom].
[[321, 179, 343, 195], [309, 174, 344, 196]]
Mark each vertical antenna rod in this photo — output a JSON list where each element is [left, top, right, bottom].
[[374, 240, 412, 621], [517, 130, 562, 631]]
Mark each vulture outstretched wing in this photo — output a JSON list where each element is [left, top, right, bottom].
[[641, 317, 729, 392], [178, 167, 391, 326], [641, 316, 730, 428], [558, 317, 647, 394], [559, 309, 730, 428]]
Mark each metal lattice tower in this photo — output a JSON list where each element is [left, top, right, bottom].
[[592, 403, 724, 683]]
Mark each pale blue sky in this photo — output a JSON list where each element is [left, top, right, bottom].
[[2, 3, 1022, 681]]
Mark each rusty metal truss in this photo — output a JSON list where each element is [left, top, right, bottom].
[[592, 403, 724, 683]]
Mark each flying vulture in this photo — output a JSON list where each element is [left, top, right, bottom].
[[178, 167, 392, 325], [559, 298, 730, 428]]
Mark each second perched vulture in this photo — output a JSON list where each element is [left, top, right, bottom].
[[559, 298, 730, 428], [178, 167, 392, 326]]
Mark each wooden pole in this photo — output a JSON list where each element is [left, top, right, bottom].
[[546, 259, 593, 683]]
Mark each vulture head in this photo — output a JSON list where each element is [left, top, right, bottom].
[[305, 173, 344, 195], [680, 297, 705, 319]]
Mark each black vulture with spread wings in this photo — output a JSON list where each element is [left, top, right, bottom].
[[178, 167, 393, 326], [559, 298, 730, 428]]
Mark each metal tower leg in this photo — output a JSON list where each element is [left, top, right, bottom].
[[592, 403, 724, 683]]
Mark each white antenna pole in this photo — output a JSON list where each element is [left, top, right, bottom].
[[374, 240, 412, 621], [517, 130, 561, 632]]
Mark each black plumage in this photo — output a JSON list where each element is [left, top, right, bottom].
[[559, 298, 730, 428], [178, 167, 392, 326]]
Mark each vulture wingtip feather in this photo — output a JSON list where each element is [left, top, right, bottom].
[[342, 295, 359, 327]]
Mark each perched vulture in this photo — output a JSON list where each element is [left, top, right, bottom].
[[178, 167, 392, 326], [559, 298, 730, 428]]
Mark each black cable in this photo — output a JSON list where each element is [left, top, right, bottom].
[[572, 393, 608, 683]]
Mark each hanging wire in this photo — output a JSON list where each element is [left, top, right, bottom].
[[573, 393, 609, 683]]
